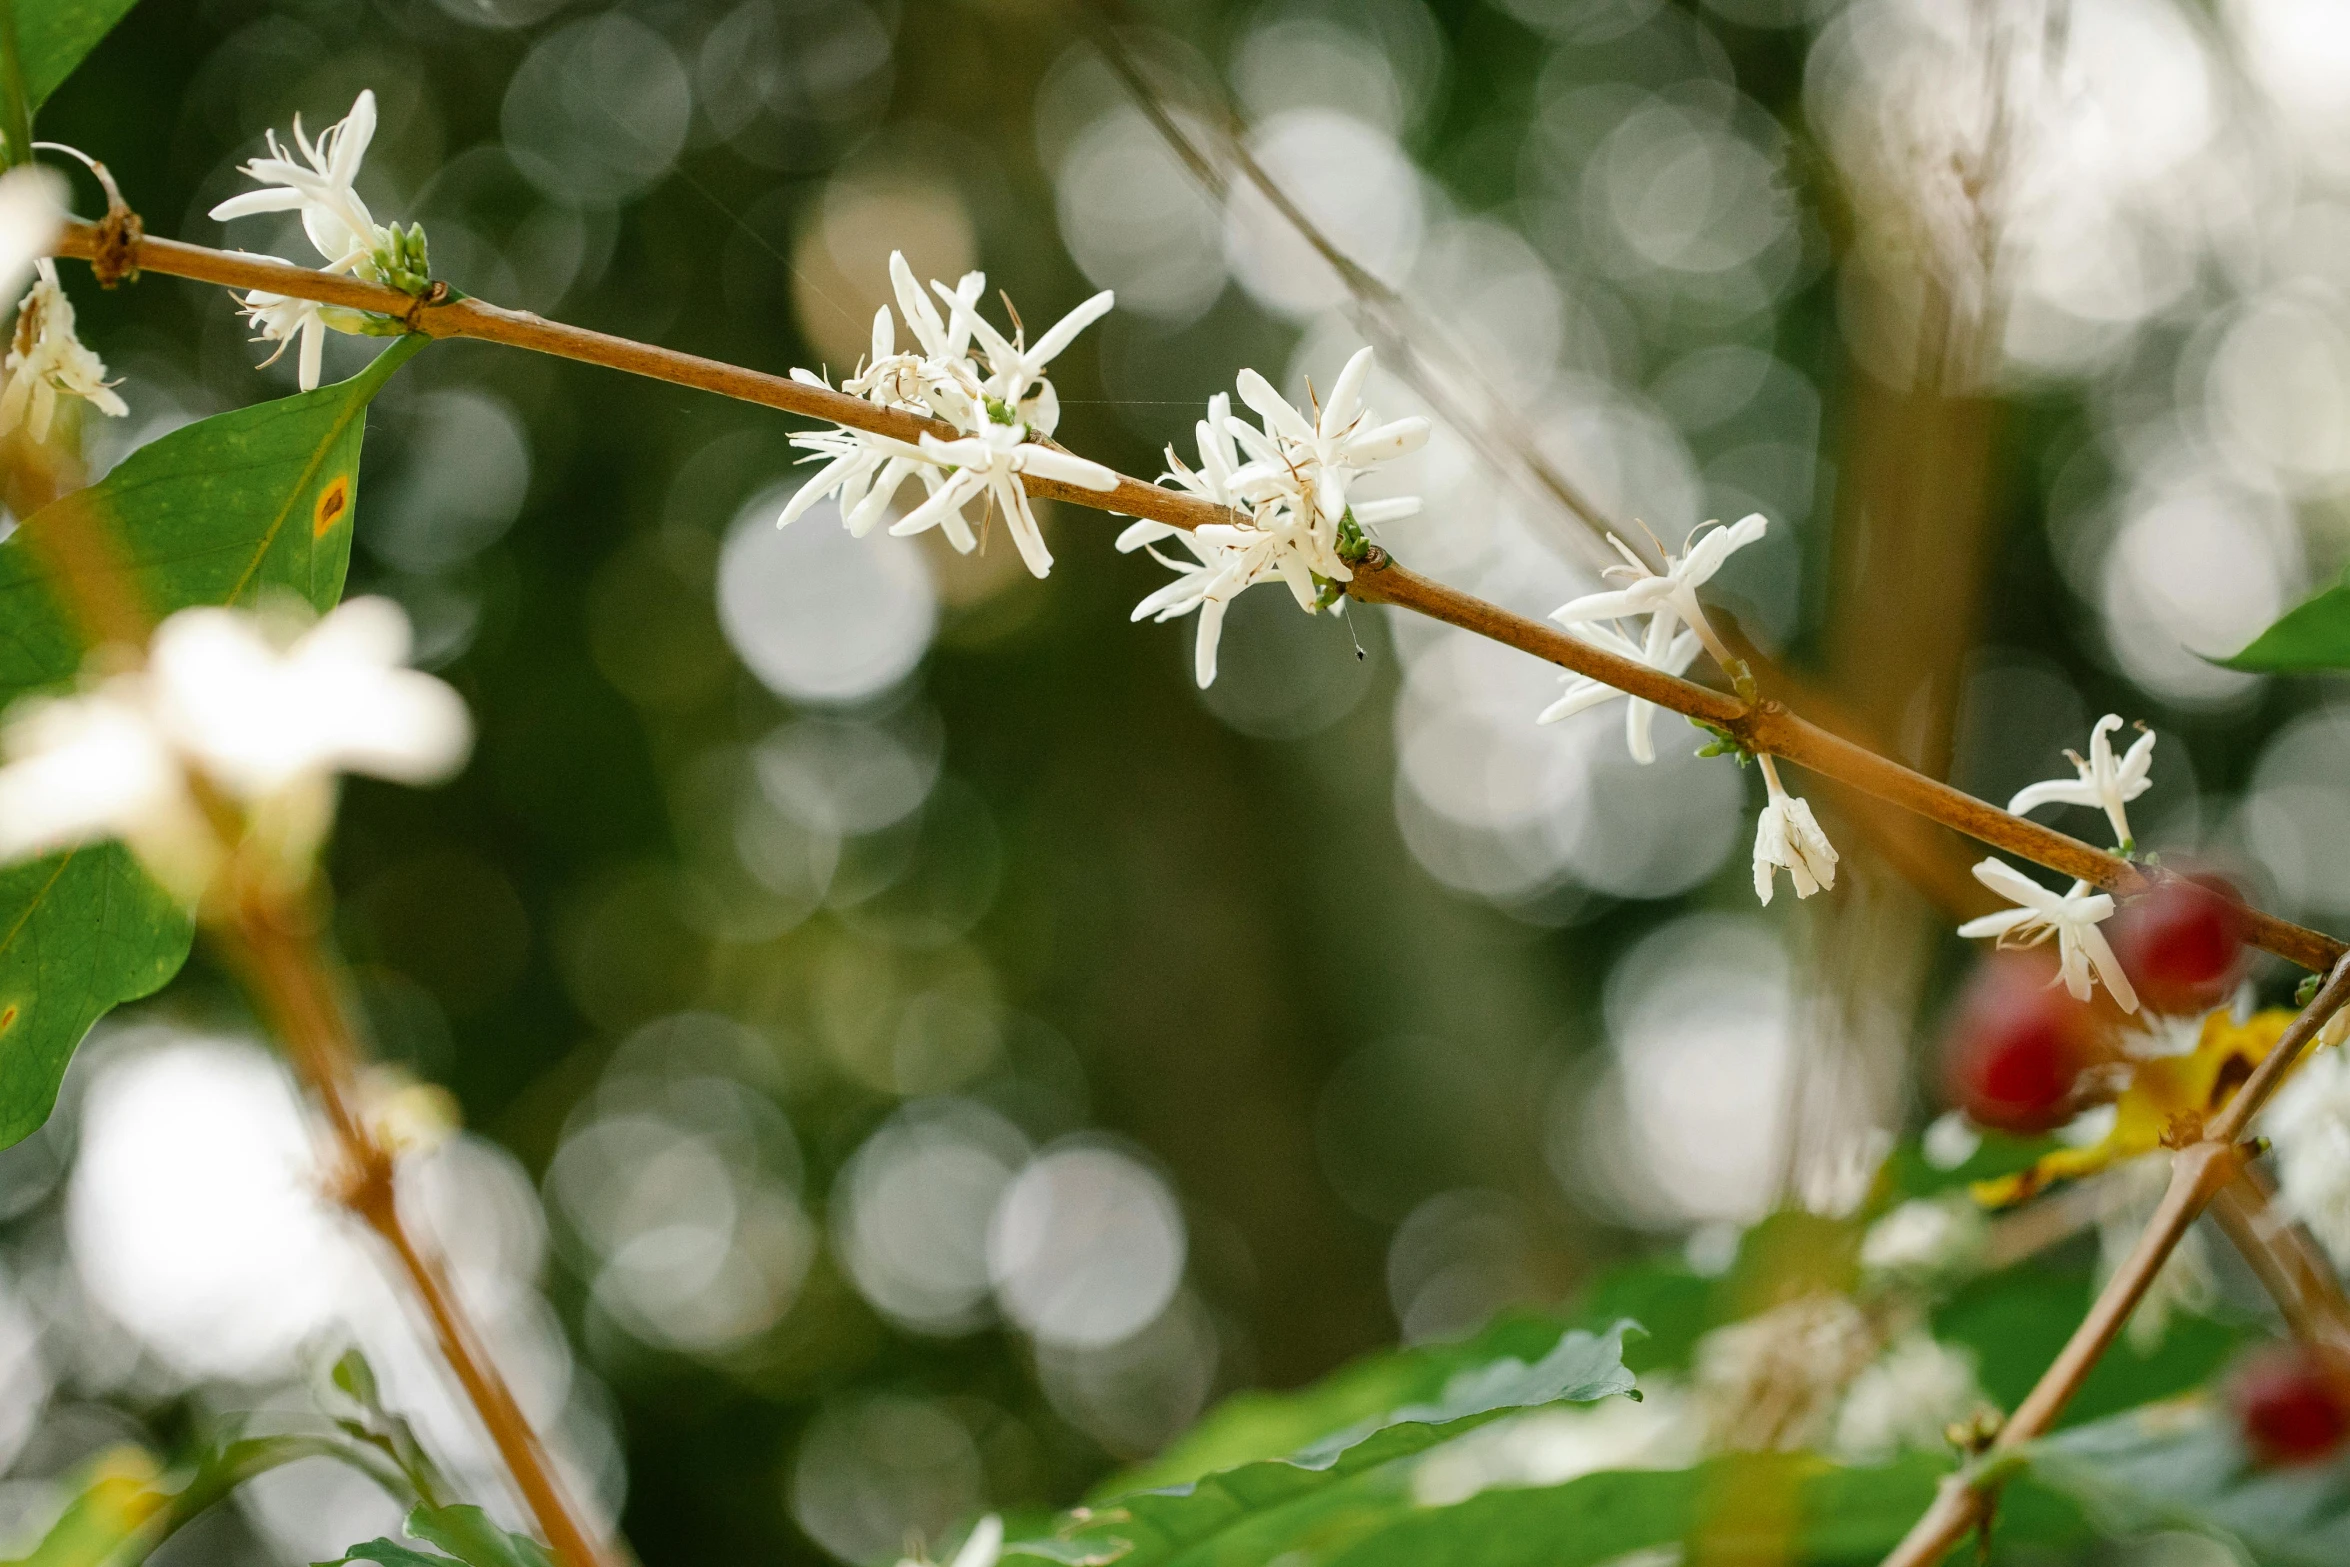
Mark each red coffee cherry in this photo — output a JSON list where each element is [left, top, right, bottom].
[[2109, 874, 2246, 1016], [2234, 1346, 2350, 1466], [1942, 954, 2108, 1135]]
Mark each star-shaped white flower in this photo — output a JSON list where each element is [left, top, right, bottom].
[[1751, 755, 1838, 904], [778, 305, 969, 547], [230, 276, 345, 391], [0, 260, 127, 440], [894, 421, 1117, 578], [940, 275, 1113, 437], [1537, 615, 1701, 764], [2007, 714, 2156, 852], [210, 90, 388, 276], [1228, 347, 1430, 527], [0, 597, 471, 901], [1956, 858, 2139, 1012], [1551, 514, 1767, 657]]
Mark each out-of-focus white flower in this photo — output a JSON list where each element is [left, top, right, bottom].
[[2266, 1044, 2350, 1273], [1922, 1111, 1982, 1170], [905, 1516, 1001, 1567], [2008, 714, 2156, 852], [896, 421, 1117, 579], [0, 260, 125, 439], [1551, 514, 1767, 656], [1124, 353, 1425, 686], [210, 90, 387, 277], [0, 684, 212, 897], [0, 597, 471, 901], [0, 164, 64, 306], [1751, 756, 1838, 905], [1536, 616, 1701, 765], [1228, 347, 1430, 528], [1692, 1293, 1879, 1454], [1859, 1198, 1986, 1280], [1830, 1334, 1982, 1463], [1957, 859, 2138, 1012]]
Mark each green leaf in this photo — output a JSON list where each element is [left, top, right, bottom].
[[403, 1505, 553, 1567], [18, 0, 144, 114], [1, 1448, 168, 1567], [0, 337, 423, 1148], [2026, 1395, 2350, 1565], [1007, 1323, 1638, 1567], [320, 1542, 459, 1567], [2214, 570, 2350, 672]]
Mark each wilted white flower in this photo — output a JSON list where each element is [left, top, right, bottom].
[[2265, 1044, 2350, 1272], [1859, 1198, 1986, 1279], [1957, 858, 2139, 1012], [0, 163, 64, 306], [896, 421, 1117, 579], [1830, 1334, 1983, 1463], [2008, 714, 2156, 852], [0, 597, 471, 900], [1751, 756, 1838, 905], [1536, 615, 1701, 764], [1551, 514, 1767, 657], [1692, 1293, 1879, 1454], [0, 260, 125, 439]]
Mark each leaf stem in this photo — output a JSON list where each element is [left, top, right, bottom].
[[45, 218, 2349, 976]]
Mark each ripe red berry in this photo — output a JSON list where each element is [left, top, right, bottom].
[[2234, 1346, 2350, 1466], [1942, 954, 2108, 1135], [2109, 874, 2246, 1016]]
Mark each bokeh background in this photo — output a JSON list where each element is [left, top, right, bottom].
[[3, 0, 2349, 1559]]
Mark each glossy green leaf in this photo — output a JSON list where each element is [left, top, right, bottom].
[[2214, 570, 2350, 673], [19, 0, 145, 113], [1007, 1323, 1637, 1567], [404, 1506, 553, 1567], [2026, 1395, 2350, 1565], [0, 337, 424, 1148]]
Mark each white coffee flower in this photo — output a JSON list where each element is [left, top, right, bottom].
[[896, 421, 1117, 579], [1751, 755, 1838, 905], [0, 597, 471, 901], [1831, 1334, 1982, 1463], [0, 163, 64, 306], [1536, 615, 1701, 764], [2265, 1044, 2350, 1272], [1124, 354, 1425, 686], [1957, 858, 2138, 1012], [1551, 514, 1767, 656], [900, 1516, 1000, 1567], [210, 90, 389, 277], [0, 260, 126, 439], [941, 276, 1113, 437], [1859, 1198, 1986, 1279], [2008, 714, 2156, 852], [1228, 347, 1430, 528]]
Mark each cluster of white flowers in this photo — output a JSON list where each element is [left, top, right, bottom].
[[1954, 713, 2156, 1013], [780, 252, 1118, 579], [209, 90, 428, 390], [0, 597, 470, 902], [1122, 347, 1429, 687], [1829, 1332, 1984, 1464], [0, 259, 126, 440]]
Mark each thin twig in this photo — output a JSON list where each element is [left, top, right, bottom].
[[45, 218, 2349, 975], [1878, 952, 2350, 1567], [220, 893, 615, 1567], [2208, 1164, 2350, 1355]]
